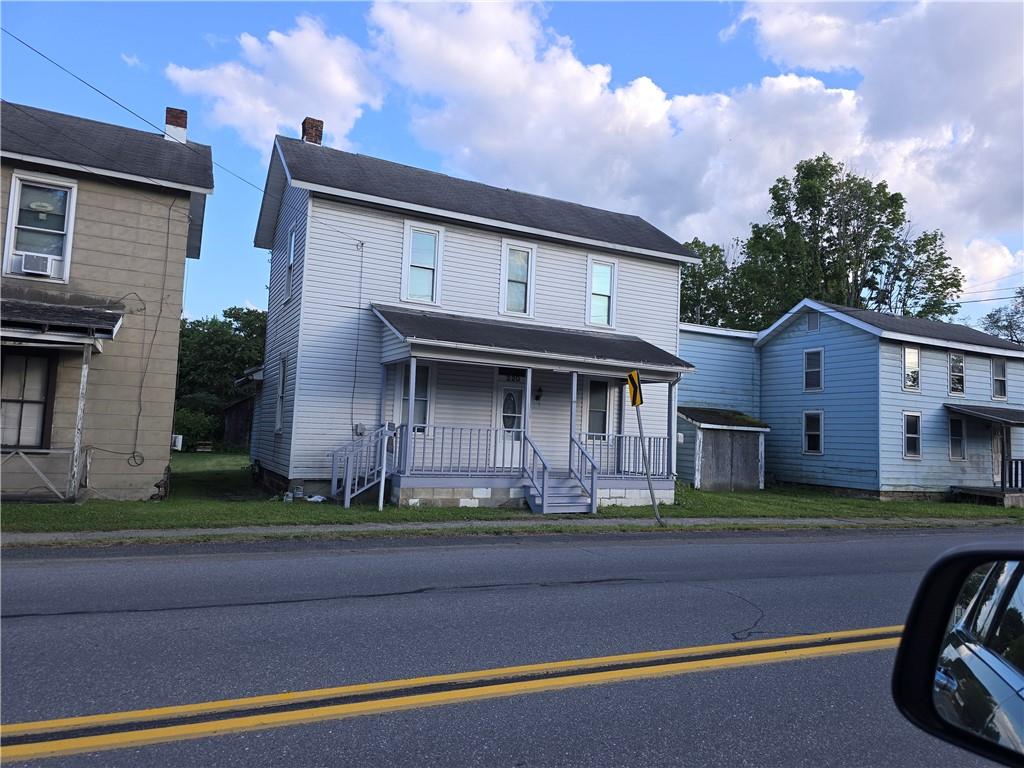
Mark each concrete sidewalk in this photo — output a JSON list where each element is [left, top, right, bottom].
[[3, 515, 1018, 546]]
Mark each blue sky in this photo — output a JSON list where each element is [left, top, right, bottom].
[[2, 2, 1020, 322]]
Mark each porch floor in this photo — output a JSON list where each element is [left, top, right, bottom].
[[951, 486, 1024, 508]]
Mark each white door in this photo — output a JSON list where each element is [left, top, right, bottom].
[[495, 385, 524, 470], [993, 432, 1004, 485]]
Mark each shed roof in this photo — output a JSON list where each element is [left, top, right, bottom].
[[677, 407, 770, 431], [1, 298, 123, 338]]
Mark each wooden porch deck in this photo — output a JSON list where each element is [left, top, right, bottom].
[[951, 486, 1024, 508]]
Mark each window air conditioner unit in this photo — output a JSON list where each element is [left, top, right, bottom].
[[20, 253, 52, 276]]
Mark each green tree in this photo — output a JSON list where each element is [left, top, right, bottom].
[[678, 239, 735, 326], [981, 287, 1024, 344], [174, 306, 266, 442], [721, 154, 963, 327]]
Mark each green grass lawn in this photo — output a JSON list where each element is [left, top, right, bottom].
[[2, 452, 1020, 533]]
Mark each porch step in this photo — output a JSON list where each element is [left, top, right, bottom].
[[525, 481, 594, 514]]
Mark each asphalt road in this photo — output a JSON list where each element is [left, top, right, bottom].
[[3, 526, 1022, 766]]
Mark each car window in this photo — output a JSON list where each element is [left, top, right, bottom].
[[988, 564, 1024, 673], [969, 561, 1017, 641]]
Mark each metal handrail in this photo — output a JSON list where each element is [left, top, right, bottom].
[[329, 425, 394, 510], [569, 434, 599, 514], [521, 432, 550, 512], [579, 432, 671, 478], [403, 424, 525, 475]]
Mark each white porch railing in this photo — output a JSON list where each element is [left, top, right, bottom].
[[579, 433, 672, 479], [0, 448, 87, 500], [1005, 459, 1024, 490], [569, 434, 599, 513], [403, 424, 525, 475], [329, 425, 396, 509], [522, 432, 550, 511]]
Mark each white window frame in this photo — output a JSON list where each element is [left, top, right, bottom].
[[392, 363, 436, 427], [498, 239, 537, 317], [902, 411, 922, 460], [902, 346, 921, 392], [586, 254, 618, 328], [401, 220, 445, 305], [803, 348, 824, 392], [991, 357, 1007, 400], [806, 312, 819, 332], [274, 357, 286, 433], [284, 226, 297, 303], [3, 170, 78, 284], [949, 417, 966, 461], [948, 351, 966, 396], [802, 410, 824, 455]]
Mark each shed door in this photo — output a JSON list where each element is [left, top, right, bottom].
[[699, 430, 760, 491]]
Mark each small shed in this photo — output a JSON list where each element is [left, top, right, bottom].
[[677, 407, 771, 491]]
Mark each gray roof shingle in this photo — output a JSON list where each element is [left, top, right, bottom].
[[275, 137, 692, 259], [677, 407, 770, 430], [374, 304, 693, 372], [821, 302, 1024, 353], [945, 403, 1024, 426], [1, 101, 214, 191], [1, 298, 123, 338]]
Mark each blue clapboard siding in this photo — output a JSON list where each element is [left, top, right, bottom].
[[879, 342, 1024, 491], [759, 309, 880, 490], [677, 330, 760, 415]]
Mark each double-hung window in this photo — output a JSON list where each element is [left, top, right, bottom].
[[274, 357, 286, 432], [1, 352, 54, 448], [587, 256, 616, 327], [949, 417, 966, 461], [284, 228, 296, 302], [803, 411, 823, 455], [402, 222, 444, 304], [903, 346, 920, 391], [500, 240, 535, 315], [401, 364, 430, 430], [903, 412, 922, 459], [949, 352, 966, 395], [803, 349, 823, 391], [4, 172, 77, 282], [992, 358, 1007, 400], [587, 380, 609, 436]]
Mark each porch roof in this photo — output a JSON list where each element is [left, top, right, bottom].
[[1, 298, 123, 347], [945, 403, 1024, 427], [373, 304, 693, 376]]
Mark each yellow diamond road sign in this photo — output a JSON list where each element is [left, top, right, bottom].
[[627, 370, 643, 407]]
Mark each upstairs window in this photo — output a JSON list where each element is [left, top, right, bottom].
[[500, 240, 535, 315], [903, 412, 921, 458], [587, 256, 617, 327], [803, 349, 823, 391], [1, 352, 54, 448], [949, 352, 966, 395], [903, 346, 920, 391], [4, 173, 76, 282], [806, 312, 819, 332], [402, 222, 444, 304], [803, 411, 823, 455], [284, 228, 296, 302], [949, 417, 966, 461], [587, 380, 609, 435], [992, 358, 1007, 400]]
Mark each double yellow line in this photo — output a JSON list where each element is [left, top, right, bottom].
[[1, 625, 901, 762]]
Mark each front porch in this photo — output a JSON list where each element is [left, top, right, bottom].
[[329, 305, 692, 513], [945, 403, 1024, 506]]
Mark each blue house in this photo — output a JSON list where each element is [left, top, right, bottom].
[[678, 299, 1024, 503]]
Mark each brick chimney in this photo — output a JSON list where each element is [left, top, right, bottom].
[[302, 116, 323, 145], [165, 107, 187, 142]]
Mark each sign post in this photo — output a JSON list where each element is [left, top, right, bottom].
[[627, 370, 664, 527]]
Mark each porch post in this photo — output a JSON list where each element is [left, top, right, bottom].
[[667, 377, 679, 477], [67, 344, 92, 499], [404, 357, 417, 474], [569, 372, 578, 447], [616, 381, 626, 475], [523, 367, 533, 435]]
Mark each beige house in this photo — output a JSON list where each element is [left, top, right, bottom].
[[1, 101, 213, 500]]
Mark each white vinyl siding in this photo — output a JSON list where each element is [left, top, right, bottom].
[[586, 255, 617, 327], [803, 348, 823, 391], [903, 411, 921, 459], [499, 239, 536, 316], [902, 346, 920, 391], [949, 417, 966, 461], [992, 358, 1007, 400], [401, 220, 444, 304], [3, 171, 77, 282], [948, 351, 965, 395], [802, 410, 823, 455]]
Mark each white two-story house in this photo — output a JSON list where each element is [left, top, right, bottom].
[[250, 118, 695, 512]]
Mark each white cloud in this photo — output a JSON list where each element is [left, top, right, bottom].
[[120, 53, 141, 68], [166, 16, 383, 150]]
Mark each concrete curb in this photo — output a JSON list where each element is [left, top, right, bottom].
[[3, 516, 1019, 546]]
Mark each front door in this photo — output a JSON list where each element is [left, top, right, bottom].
[[495, 384, 524, 470], [993, 430, 1004, 485]]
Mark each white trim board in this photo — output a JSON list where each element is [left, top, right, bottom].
[[1, 151, 213, 195], [678, 322, 759, 339]]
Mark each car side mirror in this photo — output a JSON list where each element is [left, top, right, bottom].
[[892, 548, 1024, 767]]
